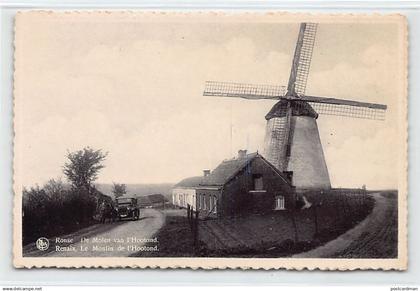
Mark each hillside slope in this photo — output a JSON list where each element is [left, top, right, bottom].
[[95, 183, 174, 199]]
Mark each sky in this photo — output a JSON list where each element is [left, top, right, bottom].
[[14, 13, 406, 189]]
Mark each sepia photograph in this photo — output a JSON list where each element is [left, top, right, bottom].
[[13, 12, 407, 269]]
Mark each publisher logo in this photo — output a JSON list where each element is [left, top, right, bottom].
[[36, 237, 49, 251]]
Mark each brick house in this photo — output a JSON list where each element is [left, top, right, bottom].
[[172, 150, 295, 218]]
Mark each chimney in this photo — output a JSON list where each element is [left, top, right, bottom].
[[238, 149, 247, 159], [203, 169, 210, 177]]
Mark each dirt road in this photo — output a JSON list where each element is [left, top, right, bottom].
[[23, 209, 165, 257], [293, 192, 398, 258]]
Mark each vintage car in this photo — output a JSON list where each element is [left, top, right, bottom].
[[115, 197, 140, 220]]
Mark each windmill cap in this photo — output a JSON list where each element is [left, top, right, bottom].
[[265, 100, 318, 120]]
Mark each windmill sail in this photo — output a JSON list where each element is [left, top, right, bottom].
[[202, 22, 388, 191], [203, 81, 285, 100], [287, 23, 318, 96], [263, 23, 319, 178], [308, 102, 386, 120], [203, 80, 387, 121], [297, 95, 387, 120], [263, 102, 292, 171]]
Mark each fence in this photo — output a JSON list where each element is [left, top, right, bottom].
[[302, 189, 372, 240], [186, 204, 200, 250]]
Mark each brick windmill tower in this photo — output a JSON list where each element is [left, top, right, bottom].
[[203, 23, 387, 191]]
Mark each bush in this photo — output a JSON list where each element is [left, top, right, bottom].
[[22, 180, 107, 245]]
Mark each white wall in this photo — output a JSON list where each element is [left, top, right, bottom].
[[172, 188, 196, 210]]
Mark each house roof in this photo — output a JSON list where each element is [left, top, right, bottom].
[[174, 152, 292, 190], [200, 152, 258, 186], [174, 176, 203, 188]]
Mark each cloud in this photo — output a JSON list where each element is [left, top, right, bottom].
[[325, 127, 398, 189], [309, 44, 401, 188], [19, 35, 290, 185], [16, 21, 402, 190]]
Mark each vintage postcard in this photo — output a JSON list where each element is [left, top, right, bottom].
[[13, 11, 407, 270]]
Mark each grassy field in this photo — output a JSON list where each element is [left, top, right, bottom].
[[134, 191, 378, 257], [196, 191, 374, 257]]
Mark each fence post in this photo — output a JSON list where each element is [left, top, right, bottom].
[[291, 210, 299, 243], [333, 193, 342, 229], [191, 207, 194, 230], [362, 189, 366, 206], [343, 192, 350, 217], [193, 210, 200, 253], [313, 203, 319, 237]]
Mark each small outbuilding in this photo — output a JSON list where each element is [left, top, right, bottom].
[[172, 176, 202, 210], [172, 150, 295, 218]]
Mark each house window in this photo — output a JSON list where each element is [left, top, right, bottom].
[[198, 194, 202, 209], [203, 194, 207, 210], [209, 195, 213, 211], [213, 196, 217, 214], [275, 195, 285, 210], [253, 174, 264, 190]]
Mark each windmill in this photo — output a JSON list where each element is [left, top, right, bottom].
[[203, 23, 387, 191]]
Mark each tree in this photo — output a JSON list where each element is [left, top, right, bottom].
[[112, 182, 127, 199], [44, 178, 65, 200], [63, 147, 107, 193], [22, 185, 51, 243]]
